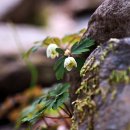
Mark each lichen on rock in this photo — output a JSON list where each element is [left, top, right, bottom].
[[71, 38, 130, 130]]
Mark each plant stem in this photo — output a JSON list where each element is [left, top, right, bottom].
[[59, 106, 70, 116], [44, 115, 70, 119], [43, 118, 49, 128], [64, 103, 72, 117], [58, 110, 70, 128]]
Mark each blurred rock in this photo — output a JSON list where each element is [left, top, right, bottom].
[[66, 0, 103, 11], [0, 0, 21, 19], [0, 0, 103, 24], [0, 125, 25, 130], [0, 0, 45, 24], [0, 24, 55, 102], [71, 0, 130, 129]]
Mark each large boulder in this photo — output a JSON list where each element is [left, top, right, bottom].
[[69, 0, 130, 113], [70, 0, 130, 129], [71, 38, 130, 130], [83, 0, 130, 44]]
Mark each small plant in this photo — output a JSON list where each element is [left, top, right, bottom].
[[53, 37, 94, 80], [17, 83, 71, 128], [24, 29, 94, 80], [19, 29, 95, 129]]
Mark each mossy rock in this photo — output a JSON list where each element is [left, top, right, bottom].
[[71, 38, 130, 130]]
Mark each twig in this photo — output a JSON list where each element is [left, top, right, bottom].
[[59, 106, 70, 116], [58, 110, 70, 128], [63, 103, 72, 117], [44, 115, 70, 119], [43, 118, 49, 128]]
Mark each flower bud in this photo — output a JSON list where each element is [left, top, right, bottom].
[[46, 44, 59, 59], [64, 49, 71, 56], [64, 57, 77, 71]]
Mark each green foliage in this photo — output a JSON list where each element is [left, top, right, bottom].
[[56, 48, 64, 55], [53, 57, 66, 80], [79, 28, 87, 34], [19, 83, 70, 125], [71, 38, 95, 55], [23, 28, 87, 58], [43, 37, 61, 46], [46, 83, 70, 109], [62, 34, 81, 45], [62, 28, 86, 44], [75, 57, 85, 71], [23, 37, 61, 58], [23, 45, 41, 58], [54, 38, 94, 80], [18, 28, 95, 129]]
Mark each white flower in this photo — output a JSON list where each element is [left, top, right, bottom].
[[109, 38, 120, 43], [64, 57, 77, 71], [46, 44, 59, 59]]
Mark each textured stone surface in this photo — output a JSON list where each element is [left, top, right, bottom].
[[72, 38, 130, 130], [84, 0, 130, 44], [70, 0, 130, 129]]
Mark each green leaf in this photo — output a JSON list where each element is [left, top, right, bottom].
[[53, 92, 69, 109], [40, 83, 70, 110], [47, 83, 70, 109], [19, 83, 70, 125], [49, 83, 70, 97], [21, 106, 37, 123], [62, 34, 80, 44], [60, 83, 70, 93], [55, 83, 70, 95], [78, 28, 87, 34], [53, 37, 61, 45], [42, 37, 53, 46], [53, 57, 66, 71], [55, 64, 65, 80], [42, 37, 61, 46], [56, 48, 64, 55], [48, 84, 62, 96], [71, 42, 79, 52], [71, 38, 95, 55], [75, 58, 85, 71], [46, 99, 57, 110], [72, 48, 89, 54], [31, 46, 40, 52], [53, 57, 66, 80], [23, 45, 40, 58], [62, 34, 75, 43]]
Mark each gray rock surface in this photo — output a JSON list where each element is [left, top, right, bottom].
[[84, 0, 130, 44], [72, 38, 130, 130], [71, 1, 130, 129]]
